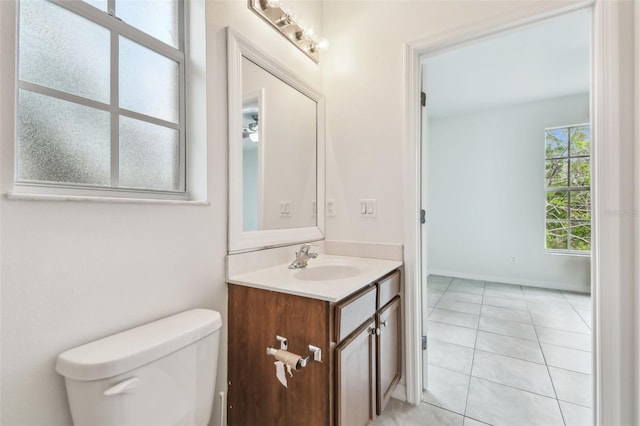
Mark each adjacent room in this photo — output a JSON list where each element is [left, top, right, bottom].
[[381, 10, 593, 426]]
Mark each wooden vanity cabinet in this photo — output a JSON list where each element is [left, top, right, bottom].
[[335, 318, 376, 426], [227, 269, 401, 426], [376, 296, 401, 414]]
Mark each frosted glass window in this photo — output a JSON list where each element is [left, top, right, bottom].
[[119, 117, 180, 191], [17, 90, 111, 186], [116, 0, 181, 48], [19, 0, 110, 103], [119, 36, 180, 123], [16, 0, 185, 196]]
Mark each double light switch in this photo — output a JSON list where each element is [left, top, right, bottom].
[[360, 199, 377, 217]]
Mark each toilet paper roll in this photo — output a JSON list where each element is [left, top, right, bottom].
[[273, 349, 303, 371]]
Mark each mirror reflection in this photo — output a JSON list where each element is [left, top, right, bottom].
[[241, 57, 317, 232]]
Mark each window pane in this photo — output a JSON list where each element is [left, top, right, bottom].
[[570, 125, 590, 156], [545, 159, 568, 188], [19, 0, 110, 103], [570, 191, 591, 220], [17, 90, 111, 186], [116, 0, 180, 47], [119, 116, 181, 191], [546, 191, 568, 220], [545, 128, 568, 158], [570, 222, 591, 251], [119, 36, 180, 123], [570, 158, 590, 187], [546, 221, 568, 250]]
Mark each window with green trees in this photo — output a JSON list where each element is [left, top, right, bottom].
[[545, 124, 591, 252]]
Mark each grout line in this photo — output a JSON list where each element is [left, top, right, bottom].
[[471, 375, 562, 403], [530, 299, 567, 426], [463, 281, 485, 418], [422, 401, 468, 419]]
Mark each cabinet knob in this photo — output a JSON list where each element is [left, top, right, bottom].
[[382, 320, 388, 328]]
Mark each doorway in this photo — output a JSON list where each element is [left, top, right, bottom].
[[390, 5, 590, 426]]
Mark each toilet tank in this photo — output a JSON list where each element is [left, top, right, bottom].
[[56, 309, 222, 426]]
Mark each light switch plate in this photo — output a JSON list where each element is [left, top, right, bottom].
[[327, 199, 336, 217], [360, 199, 377, 218]]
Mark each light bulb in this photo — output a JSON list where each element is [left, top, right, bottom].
[[310, 37, 329, 52]]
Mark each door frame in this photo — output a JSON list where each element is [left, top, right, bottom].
[[403, 1, 638, 425]]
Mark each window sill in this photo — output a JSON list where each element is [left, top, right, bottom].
[[5, 192, 211, 206], [544, 250, 591, 258]]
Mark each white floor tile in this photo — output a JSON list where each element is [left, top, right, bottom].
[[541, 344, 592, 374], [428, 275, 454, 285], [471, 350, 555, 397], [559, 401, 593, 426], [442, 291, 483, 304], [466, 377, 564, 426], [530, 311, 591, 334], [448, 278, 485, 295], [423, 365, 470, 414], [483, 288, 524, 300], [428, 339, 475, 375], [561, 291, 591, 303], [428, 321, 477, 348], [535, 326, 592, 352], [378, 399, 464, 426], [475, 330, 545, 363], [436, 299, 482, 315], [429, 308, 480, 329], [478, 316, 537, 341], [428, 289, 445, 307], [484, 282, 522, 293], [576, 309, 591, 329], [415, 277, 595, 426], [481, 305, 532, 324], [463, 417, 491, 426], [482, 295, 528, 311], [549, 367, 592, 407]]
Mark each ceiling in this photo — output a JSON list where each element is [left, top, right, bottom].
[[423, 10, 590, 119]]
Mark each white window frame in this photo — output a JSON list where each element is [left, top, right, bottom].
[[12, 0, 193, 201], [544, 122, 591, 255]]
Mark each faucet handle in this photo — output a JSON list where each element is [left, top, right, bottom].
[[300, 243, 318, 254]]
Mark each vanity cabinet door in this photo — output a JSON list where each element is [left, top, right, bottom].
[[376, 296, 402, 415], [335, 318, 376, 426]]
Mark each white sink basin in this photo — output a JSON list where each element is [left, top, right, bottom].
[[228, 254, 403, 302], [294, 264, 362, 281]]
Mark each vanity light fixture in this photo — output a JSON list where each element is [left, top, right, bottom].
[[242, 115, 260, 143], [250, 0, 328, 63]]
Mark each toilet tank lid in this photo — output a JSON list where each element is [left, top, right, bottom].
[[55, 309, 222, 381]]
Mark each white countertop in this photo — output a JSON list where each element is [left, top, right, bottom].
[[228, 255, 403, 302]]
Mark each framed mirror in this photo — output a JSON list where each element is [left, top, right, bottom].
[[227, 28, 325, 253]]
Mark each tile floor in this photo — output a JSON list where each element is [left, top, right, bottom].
[[378, 275, 593, 426]]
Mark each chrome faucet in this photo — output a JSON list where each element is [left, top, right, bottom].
[[288, 243, 318, 269]]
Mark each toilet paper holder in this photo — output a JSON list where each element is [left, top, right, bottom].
[[266, 335, 322, 369]]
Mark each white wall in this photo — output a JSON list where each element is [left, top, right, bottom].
[[0, 1, 323, 425], [322, 1, 585, 244], [426, 93, 590, 292]]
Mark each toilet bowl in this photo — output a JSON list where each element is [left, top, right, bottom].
[[56, 309, 222, 426]]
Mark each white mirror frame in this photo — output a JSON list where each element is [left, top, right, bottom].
[[227, 27, 325, 253]]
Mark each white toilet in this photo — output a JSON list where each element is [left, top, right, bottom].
[[56, 309, 222, 426]]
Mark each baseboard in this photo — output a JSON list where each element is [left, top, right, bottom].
[[428, 269, 590, 293]]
